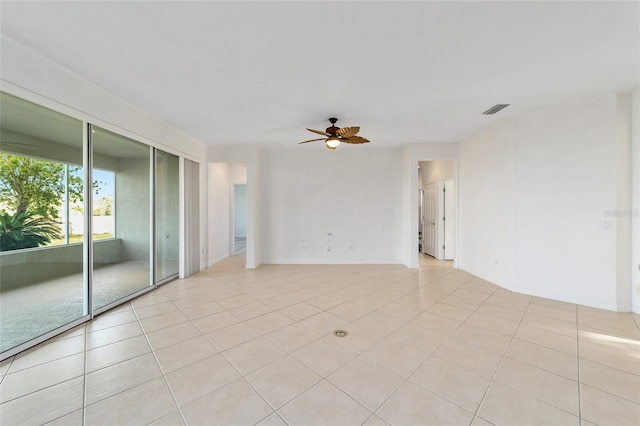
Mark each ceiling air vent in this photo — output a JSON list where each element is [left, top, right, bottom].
[[482, 104, 510, 115]]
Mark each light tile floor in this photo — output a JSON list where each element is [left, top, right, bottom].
[[1, 255, 639, 425]]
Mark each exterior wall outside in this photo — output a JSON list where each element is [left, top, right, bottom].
[[0, 239, 122, 290], [116, 157, 151, 262]]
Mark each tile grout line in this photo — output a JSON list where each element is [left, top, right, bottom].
[[461, 282, 525, 422], [8, 257, 638, 425], [223, 271, 427, 425], [190, 302, 285, 424], [131, 301, 189, 426], [576, 304, 583, 425], [0, 326, 88, 423], [162, 262, 624, 418], [82, 323, 88, 426], [0, 355, 16, 386], [478, 293, 584, 423], [367, 270, 488, 424], [418, 276, 499, 421]]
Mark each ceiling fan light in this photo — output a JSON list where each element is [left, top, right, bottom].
[[326, 137, 340, 149]]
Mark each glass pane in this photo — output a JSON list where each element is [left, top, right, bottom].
[[92, 126, 151, 310], [93, 168, 115, 241], [156, 150, 179, 282], [0, 92, 85, 355]]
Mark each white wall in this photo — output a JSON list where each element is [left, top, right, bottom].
[[459, 121, 515, 288], [459, 94, 635, 311], [208, 163, 231, 265], [260, 149, 404, 264], [230, 163, 247, 185], [512, 95, 621, 309], [0, 36, 205, 161], [614, 93, 633, 310], [419, 161, 455, 185], [632, 90, 640, 313]]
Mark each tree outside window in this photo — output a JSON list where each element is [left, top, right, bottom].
[[0, 153, 110, 251]]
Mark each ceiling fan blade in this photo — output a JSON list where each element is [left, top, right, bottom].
[[341, 135, 369, 144], [298, 138, 326, 144], [307, 128, 331, 137], [336, 126, 360, 138]]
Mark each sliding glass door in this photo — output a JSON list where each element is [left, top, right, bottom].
[[91, 126, 152, 312], [1, 93, 186, 360], [0, 93, 88, 355], [155, 150, 180, 284]]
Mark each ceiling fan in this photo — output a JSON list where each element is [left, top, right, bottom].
[[298, 118, 369, 150]]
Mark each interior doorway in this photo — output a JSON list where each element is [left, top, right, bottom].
[[208, 162, 250, 265], [233, 184, 247, 255], [418, 161, 456, 261]]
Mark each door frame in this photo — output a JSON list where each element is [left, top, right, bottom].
[[436, 179, 455, 260], [409, 157, 458, 268]]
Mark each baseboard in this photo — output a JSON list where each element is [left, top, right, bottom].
[[262, 258, 405, 265], [208, 254, 230, 267], [511, 286, 629, 313]]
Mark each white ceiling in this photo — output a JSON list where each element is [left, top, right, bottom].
[[1, 1, 638, 149]]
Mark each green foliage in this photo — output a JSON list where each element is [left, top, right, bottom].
[[93, 196, 113, 216], [0, 211, 61, 251], [0, 153, 64, 218], [0, 153, 103, 221]]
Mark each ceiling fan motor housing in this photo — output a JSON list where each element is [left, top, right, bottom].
[[326, 117, 339, 135]]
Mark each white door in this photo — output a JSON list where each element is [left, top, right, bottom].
[[423, 183, 437, 257]]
